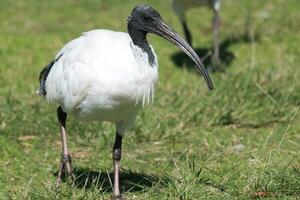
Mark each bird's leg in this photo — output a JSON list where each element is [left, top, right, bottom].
[[212, 9, 220, 63], [112, 132, 123, 199], [56, 106, 74, 186], [182, 21, 192, 47]]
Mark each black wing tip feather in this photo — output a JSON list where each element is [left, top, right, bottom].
[[38, 54, 63, 96]]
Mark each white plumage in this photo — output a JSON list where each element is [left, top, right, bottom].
[[44, 30, 158, 130]]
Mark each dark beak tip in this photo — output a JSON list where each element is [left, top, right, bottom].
[[207, 82, 214, 90]]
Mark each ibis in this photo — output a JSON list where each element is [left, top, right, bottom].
[[38, 5, 213, 199], [172, 0, 221, 60]]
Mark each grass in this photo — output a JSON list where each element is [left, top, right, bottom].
[[0, 0, 299, 199]]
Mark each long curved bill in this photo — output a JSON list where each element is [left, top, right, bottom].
[[154, 20, 214, 90]]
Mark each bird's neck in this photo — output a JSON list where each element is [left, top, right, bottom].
[[128, 26, 155, 66]]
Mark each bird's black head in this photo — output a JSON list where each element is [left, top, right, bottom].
[[127, 5, 214, 90], [127, 5, 162, 34]]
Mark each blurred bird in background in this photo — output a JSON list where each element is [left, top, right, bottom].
[[172, 0, 221, 63]]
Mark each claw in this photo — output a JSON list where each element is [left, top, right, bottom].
[[56, 154, 75, 187]]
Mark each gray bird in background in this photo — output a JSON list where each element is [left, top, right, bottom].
[[172, 0, 221, 62]]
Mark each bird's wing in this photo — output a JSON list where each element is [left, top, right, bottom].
[[43, 34, 90, 110], [38, 34, 84, 96], [41, 30, 136, 112]]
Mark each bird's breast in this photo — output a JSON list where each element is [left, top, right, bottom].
[[44, 30, 159, 122], [72, 59, 158, 121]]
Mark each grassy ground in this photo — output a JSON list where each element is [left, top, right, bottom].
[[0, 0, 299, 199]]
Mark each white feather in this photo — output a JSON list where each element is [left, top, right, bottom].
[[44, 30, 159, 129]]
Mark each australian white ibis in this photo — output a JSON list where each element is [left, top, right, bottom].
[[172, 0, 221, 61], [38, 5, 213, 199]]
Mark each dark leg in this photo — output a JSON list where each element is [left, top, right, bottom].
[[112, 132, 123, 199], [56, 106, 74, 186], [212, 9, 220, 62], [182, 21, 192, 47]]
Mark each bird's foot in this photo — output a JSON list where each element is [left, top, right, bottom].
[[211, 55, 221, 66], [56, 154, 75, 187], [208, 56, 223, 72], [113, 194, 124, 200]]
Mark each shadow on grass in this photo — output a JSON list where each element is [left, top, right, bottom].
[[55, 167, 158, 193], [171, 33, 257, 72]]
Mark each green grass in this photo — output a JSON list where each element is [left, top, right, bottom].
[[0, 0, 299, 199]]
